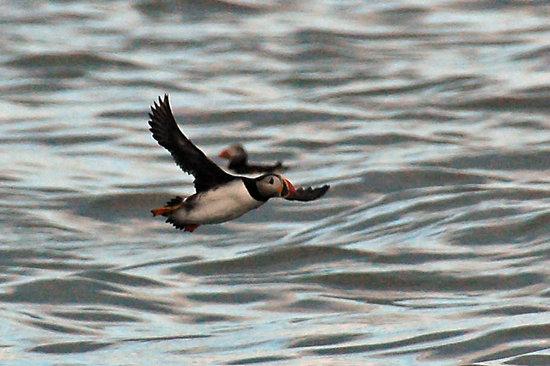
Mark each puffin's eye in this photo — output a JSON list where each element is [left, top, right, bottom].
[[269, 177, 274, 184]]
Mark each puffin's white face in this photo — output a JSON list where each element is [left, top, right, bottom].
[[256, 174, 296, 198]]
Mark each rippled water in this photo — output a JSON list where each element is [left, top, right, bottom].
[[1, 0, 549, 365]]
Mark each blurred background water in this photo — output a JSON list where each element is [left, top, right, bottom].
[[0, 0, 549, 365]]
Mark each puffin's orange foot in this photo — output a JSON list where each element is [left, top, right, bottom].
[[151, 207, 173, 217], [184, 224, 200, 233]]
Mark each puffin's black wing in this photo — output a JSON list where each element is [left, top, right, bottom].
[[232, 162, 285, 175], [148, 94, 236, 192], [285, 185, 330, 202], [248, 162, 286, 174]]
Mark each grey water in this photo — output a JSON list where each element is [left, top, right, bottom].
[[0, 0, 549, 365]]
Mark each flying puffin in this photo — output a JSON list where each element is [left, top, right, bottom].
[[218, 144, 287, 175], [148, 95, 330, 232]]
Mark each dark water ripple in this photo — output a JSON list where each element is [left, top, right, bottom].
[[0, 0, 549, 364]]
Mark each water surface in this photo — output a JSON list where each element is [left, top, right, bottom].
[[0, 0, 549, 365]]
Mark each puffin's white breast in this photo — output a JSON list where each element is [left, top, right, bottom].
[[173, 180, 264, 225]]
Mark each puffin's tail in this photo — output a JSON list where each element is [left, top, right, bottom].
[[151, 196, 185, 217]]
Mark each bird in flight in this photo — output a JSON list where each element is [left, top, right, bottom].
[[148, 95, 330, 232], [218, 143, 287, 174]]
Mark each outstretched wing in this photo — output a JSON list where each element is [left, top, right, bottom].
[[148, 94, 236, 192], [285, 184, 330, 201]]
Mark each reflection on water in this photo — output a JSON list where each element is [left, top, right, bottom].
[[0, 0, 549, 365]]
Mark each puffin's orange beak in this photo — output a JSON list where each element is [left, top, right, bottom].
[[219, 149, 231, 159], [281, 178, 296, 198]]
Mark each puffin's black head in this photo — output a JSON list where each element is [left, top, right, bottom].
[[219, 144, 247, 164], [255, 173, 296, 199]]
